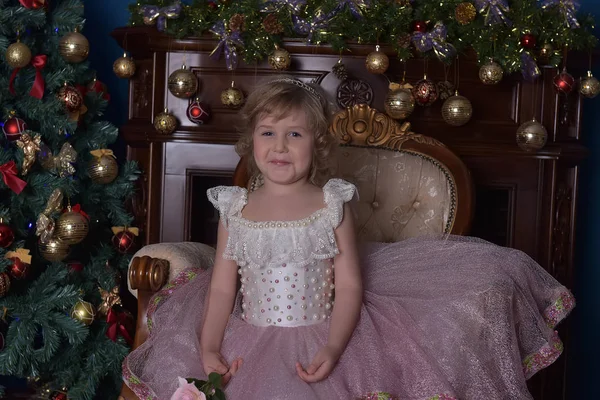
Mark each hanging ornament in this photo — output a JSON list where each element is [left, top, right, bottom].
[[539, 43, 554, 64], [384, 82, 415, 120], [442, 91, 473, 127], [332, 58, 348, 81], [36, 189, 63, 244], [154, 108, 178, 135], [412, 20, 427, 33], [15, 132, 42, 175], [268, 45, 291, 70], [57, 83, 83, 113], [49, 391, 68, 400], [580, 71, 600, 99], [86, 77, 110, 101], [19, 0, 47, 10], [521, 33, 537, 49], [221, 81, 245, 108], [0, 273, 10, 297], [38, 236, 70, 262], [59, 29, 89, 63], [71, 300, 95, 325], [5, 249, 32, 280], [365, 45, 389, 74], [6, 39, 32, 69], [455, 2, 477, 25], [553, 68, 575, 94], [479, 59, 503, 85], [67, 261, 84, 273], [56, 205, 89, 245], [0, 219, 14, 248], [113, 53, 136, 79], [516, 119, 548, 152], [98, 286, 122, 317], [111, 227, 139, 253], [88, 149, 119, 184], [186, 98, 211, 125], [412, 75, 438, 106], [52, 142, 77, 177], [167, 65, 198, 99], [2, 115, 27, 142]]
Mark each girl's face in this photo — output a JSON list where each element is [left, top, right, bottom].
[[252, 109, 314, 186]]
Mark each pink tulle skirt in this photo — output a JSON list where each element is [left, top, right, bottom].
[[123, 236, 574, 400]]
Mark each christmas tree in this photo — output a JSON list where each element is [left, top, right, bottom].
[[0, 0, 139, 399]]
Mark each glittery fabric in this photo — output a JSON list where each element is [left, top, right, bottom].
[[123, 180, 573, 400]]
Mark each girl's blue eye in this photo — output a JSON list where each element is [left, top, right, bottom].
[[262, 131, 274, 136], [289, 131, 302, 137]]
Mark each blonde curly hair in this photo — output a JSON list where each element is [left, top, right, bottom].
[[235, 76, 338, 187]]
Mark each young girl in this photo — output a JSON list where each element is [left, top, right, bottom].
[[123, 77, 574, 400]]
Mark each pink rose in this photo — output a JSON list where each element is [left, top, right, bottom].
[[170, 377, 207, 400]]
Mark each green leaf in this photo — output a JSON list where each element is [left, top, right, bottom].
[[214, 388, 226, 400], [208, 372, 222, 388]]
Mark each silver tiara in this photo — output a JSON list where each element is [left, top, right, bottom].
[[271, 78, 323, 102]]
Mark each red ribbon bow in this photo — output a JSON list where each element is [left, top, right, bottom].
[[106, 308, 133, 346], [19, 0, 46, 9], [71, 204, 89, 220], [9, 55, 47, 99], [0, 161, 27, 194]]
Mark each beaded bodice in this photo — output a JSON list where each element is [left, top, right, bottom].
[[207, 179, 356, 327]]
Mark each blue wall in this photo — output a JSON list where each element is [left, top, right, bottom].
[[85, 0, 600, 397], [572, 1, 600, 397]]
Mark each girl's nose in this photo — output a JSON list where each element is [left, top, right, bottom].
[[273, 134, 288, 152]]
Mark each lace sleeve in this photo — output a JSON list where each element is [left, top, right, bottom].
[[323, 178, 358, 229], [206, 186, 247, 229]]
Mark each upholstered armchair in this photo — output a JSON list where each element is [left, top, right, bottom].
[[118, 104, 473, 400]]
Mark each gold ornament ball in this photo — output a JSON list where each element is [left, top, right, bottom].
[[479, 59, 503, 85], [39, 237, 70, 262], [580, 71, 600, 99], [56, 211, 89, 245], [88, 155, 119, 184], [539, 43, 554, 64], [154, 109, 178, 135], [455, 2, 477, 25], [384, 88, 415, 120], [113, 54, 136, 79], [442, 92, 473, 127], [516, 119, 548, 152], [365, 45, 389, 74], [168, 65, 199, 99], [71, 300, 96, 325], [221, 82, 245, 108], [6, 41, 32, 69], [59, 31, 90, 63], [268, 46, 291, 70]]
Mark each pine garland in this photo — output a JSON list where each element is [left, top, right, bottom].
[[128, 0, 597, 74]]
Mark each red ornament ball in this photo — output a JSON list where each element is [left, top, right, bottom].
[[57, 84, 83, 112], [67, 261, 84, 272], [112, 231, 136, 253], [0, 223, 14, 248], [8, 257, 29, 280], [2, 117, 27, 142], [50, 392, 68, 400], [553, 69, 575, 94], [0, 272, 10, 298], [412, 20, 427, 33], [412, 78, 439, 106], [87, 79, 110, 101], [521, 34, 537, 49], [208, 1, 217, 9], [187, 99, 211, 125]]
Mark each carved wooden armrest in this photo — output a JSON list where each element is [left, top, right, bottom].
[[119, 256, 170, 400]]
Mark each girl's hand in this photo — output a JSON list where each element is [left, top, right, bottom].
[[295, 345, 342, 383], [203, 351, 243, 385]]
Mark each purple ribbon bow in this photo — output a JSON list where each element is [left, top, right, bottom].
[[292, 9, 336, 43], [333, 0, 370, 19], [412, 22, 456, 61], [210, 21, 244, 71], [521, 52, 541, 81], [474, 0, 511, 26], [260, 0, 306, 14], [540, 0, 580, 29], [140, 0, 182, 32]]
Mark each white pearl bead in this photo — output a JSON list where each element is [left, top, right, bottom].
[[287, 294, 293, 300], [274, 306, 279, 311], [287, 315, 293, 321]]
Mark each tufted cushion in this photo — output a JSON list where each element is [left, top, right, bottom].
[[337, 146, 455, 242], [127, 242, 215, 298]]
